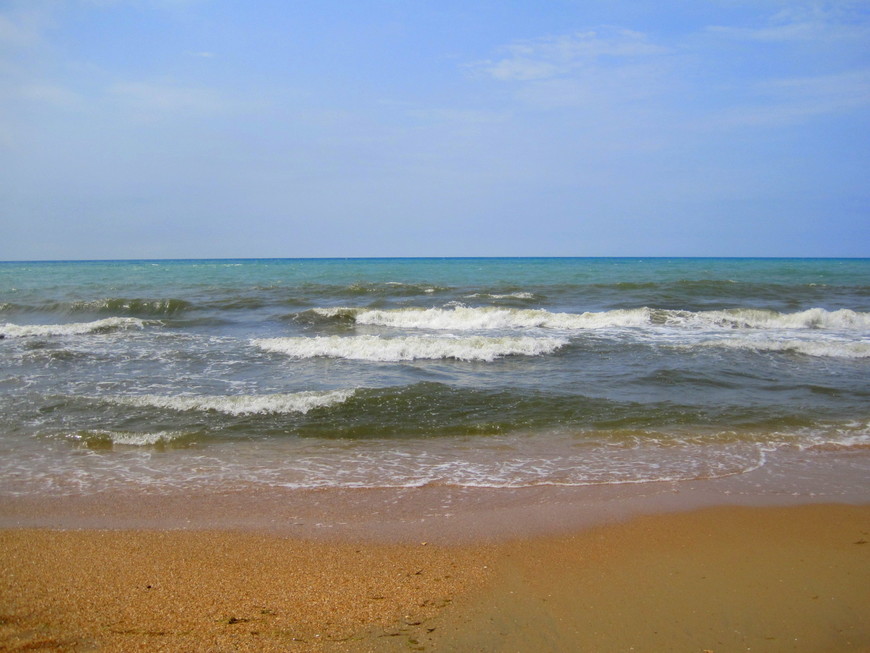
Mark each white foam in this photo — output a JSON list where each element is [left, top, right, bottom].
[[799, 432, 870, 451], [232, 435, 770, 489], [102, 389, 356, 415], [316, 306, 870, 333], [69, 429, 185, 446], [351, 306, 652, 330], [464, 292, 536, 300], [311, 307, 359, 319], [252, 335, 569, 361], [692, 308, 870, 330], [0, 317, 147, 338], [9, 425, 867, 494]]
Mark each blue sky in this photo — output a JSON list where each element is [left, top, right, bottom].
[[1, 0, 868, 259]]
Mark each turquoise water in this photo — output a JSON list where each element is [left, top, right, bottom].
[[1, 258, 868, 494]]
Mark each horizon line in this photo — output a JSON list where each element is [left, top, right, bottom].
[[2, 255, 869, 264]]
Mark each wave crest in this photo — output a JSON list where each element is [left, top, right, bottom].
[[0, 317, 147, 338], [307, 306, 870, 332], [694, 337, 870, 359], [252, 335, 569, 361], [0, 298, 191, 316], [70, 297, 192, 316], [353, 306, 651, 330], [66, 429, 189, 447], [697, 307, 870, 330], [101, 389, 356, 416]]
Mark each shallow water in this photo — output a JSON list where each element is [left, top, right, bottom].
[[1, 257, 868, 496]]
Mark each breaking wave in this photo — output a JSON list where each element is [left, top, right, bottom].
[[694, 337, 870, 359], [464, 292, 536, 300], [65, 429, 189, 447], [101, 389, 356, 416], [308, 306, 870, 332], [0, 317, 148, 338], [314, 306, 650, 330], [252, 335, 569, 361], [687, 307, 870, 330]]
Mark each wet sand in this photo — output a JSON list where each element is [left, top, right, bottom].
[[2, 503, 868, 652]]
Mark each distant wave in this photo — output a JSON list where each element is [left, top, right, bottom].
[[309, 281, 450, 297], [307, 306, 870, 332], [288, 307, 360, 327], [463, 292, 536, 300], [0, 298, 191, 316], [253, 335, 568, 361], [68, 298, 191, 316], [0, 317, 147, 338], [693, 337, 870, 359], [100, 389, 356, 416]]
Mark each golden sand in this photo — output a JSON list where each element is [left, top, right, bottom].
[[0, 530, 492, 652], [1, 504, 868, 652], [437, 504, 870, 652]]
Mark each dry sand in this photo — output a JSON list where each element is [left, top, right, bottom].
[[1, 504, 868, 652], [438, 504, 870, 652]]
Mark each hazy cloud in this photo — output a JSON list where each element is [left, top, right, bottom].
[[15, 82, 84, 108], [0, 7, 48, 49], [708, 1, 870, 41], [714, 68, 870, 126], [110, 81, 230, 117], [405, 107, 509, 125]]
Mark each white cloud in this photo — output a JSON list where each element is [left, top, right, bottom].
[[483, 58, 560, 82], [468, 28, 668, 82], [514, 58, 672, 111], [463, 27, 675, 119]]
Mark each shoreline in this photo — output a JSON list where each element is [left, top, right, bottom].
[[2, 503, 868, 652], [1, 443, 867, 543]]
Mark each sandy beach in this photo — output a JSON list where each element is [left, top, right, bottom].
[[2, 503, 868, 652]]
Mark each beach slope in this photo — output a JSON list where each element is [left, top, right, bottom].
[[1, 504, 868, 652]]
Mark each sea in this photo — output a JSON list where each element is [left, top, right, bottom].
[[1, 258, 868, 503]]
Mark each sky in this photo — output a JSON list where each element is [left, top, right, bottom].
[[0, 0, 868, 259]]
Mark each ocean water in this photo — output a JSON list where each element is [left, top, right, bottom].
[[1, 257, 868, 497]]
